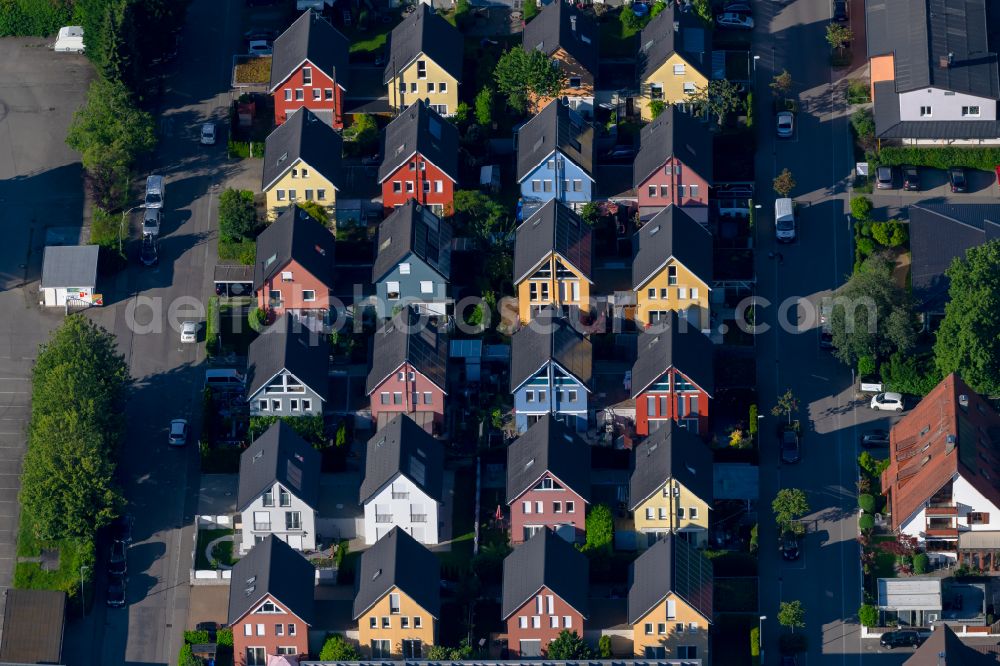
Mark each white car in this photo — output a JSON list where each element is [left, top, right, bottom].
[[248, 40, 272, 56], [871, 392, 904, 412], [168, 419, 189, 446], [776, 111, 795, 138], [716, 12, 754, 28], [200, 123, 216, 145], [181, 321, 198, 343]]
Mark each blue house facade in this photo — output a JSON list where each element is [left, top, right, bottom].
[[516, 101, 595, 213], [513, 364, 590, 433], [519, 156, 594, 211]]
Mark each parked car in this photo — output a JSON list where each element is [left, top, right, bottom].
[[200, 123, 216, 146], [142, 208, 161, 236], [871, 392, 904, 412], [248, 40, 272, 56], [776, 111, 794, 138], [780, 428, 801, 464], [861, 429, 890, 447], [243, 27, 277, 42], [876, 165, 894, 189], [949, 166, 967, 192], [605, 145, 636, 161], [106, 573, 126, 608], [140, 235, 158, 267], [168, 419, 189, 446], [819, 330, 835, 350], [833, 0, 848, 21], [902, 165, 920, 191], [724, 2, 752, 12], [880, 630, 925, 649], [111, 513, 134, 545], [181, 321, 198, 344], [108, 540, 127, 575], [144, 174, 164, 209], [780, 529, 801, 561], [716, 12, 754, 28]]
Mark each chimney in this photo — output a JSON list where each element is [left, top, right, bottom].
[[959, 394, 969, 410], [570, 15, 576, 32]]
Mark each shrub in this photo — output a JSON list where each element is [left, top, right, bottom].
[[454, 101, 470, 125], [598, 635, 613, 658], [847, 80, 871, 103], [227, 140, 264, 158], [178, 644, 200, 666], [620, 6, 641, 33], [859, 514, 875, 531], [217, 627, 233, 647], [749, 404, 759, 435], [850, 195, 873, 221], [913, 553, 929, 575], [523, 0, 538, 20], [319, 633, 362, 661], [584, 504, 614, 552], [859, 493, 875, 513], [859, 450, 890, 478], [874, 146, 1000, 172], [183, 630, 212, 644], [206, 296, 219, 356], [580, 202, 600, 226], [248, 307, 267, 333], [858, 603, 879, 627], [649, 99, 666, 118], [475, 87, 494, 127], [750, 626, 761, 660], [856, 236, 875, 257], [889, 222, 908, 247], [881, 352, 941, 396], [218, 189, 257, 242], [858, 355, 876, 378]]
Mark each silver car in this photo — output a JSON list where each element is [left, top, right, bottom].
[[168, 419, 189, 446], [200, 123, 216, 146], [716, 12, 754, 28], [776, 111, 794, 138], [181, 321, 198, 343]]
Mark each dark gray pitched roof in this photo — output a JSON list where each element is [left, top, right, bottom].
[[506, 414, 591, 503], [629, 421, 714, 509], [365, 306, 448, 394], [246, 314, 330, 399], [522, 1, 599, 76], [903, 624, 999, 666], [908, 204, 1000, 313], [359, 413, 444, 504], [513, 200, 593, 284], [872, 81, 1000, 138], [637, 4, 710, 81], [633, 106, 713, 188], [352, 527, 441, 619], [627, 534, 713, 624], [237, 421, 321, 511], [631, 206, 713, 290], [377, 100, 460, 183], [516, 100, 595, 182], [509, 312, 592, 392], [383, 4, 464, 84], [501, 529, 588, 619], [262, 107, 343, 192], [269, 9, 349, 92], [228, 535, 315, 625], [865, 0, 1000, 98], [631, 312, 714, 398], [253, 203, 336, 290], [373, 200, 454, 283]]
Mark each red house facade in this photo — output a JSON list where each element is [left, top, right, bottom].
[[636, 155, 712, 210], [509, 472, 587, 545], [378, 101, 459, 216], [232, 593, 310, 666], [634, 367, 712, 437], [269, 10, 349, 129]]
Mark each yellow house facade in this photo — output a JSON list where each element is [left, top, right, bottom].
[[639, 54, 708, 120], [632, 477, 711, 545], [388, 58, 459, 117], [634, 258, 711, 330], [517, 253, 592, 323], [264, 158, 338, 221], [633, 594, 711, 661], [357, 587, 437, 658]]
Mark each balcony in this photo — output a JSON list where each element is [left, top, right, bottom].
[[411, 514, 427, 523], [925, 528, 959, 539], [925, 505, 959, 516], [376, 514, 392, 523], [253, 522, 271, 531]]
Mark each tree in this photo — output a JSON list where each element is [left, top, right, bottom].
[[319, 634, 361, 661], [826, 23, 852, 51], [850, 195, 873, 221], [344, 113, 378, 154], [772, 168, 796, 197], [858, 604, 879, 628], [851, 108, 876, 151], [335, 421, 348, 448], [297, 200, 329, 226], [598, 635, 613, 658], [934, 240, 1000, 395], [830, 252, 917, 367], [770, 388, 798, 424], [218, 189, 257, 242], [857, 355, 876, 378], [778, 600, 806, 632], [649, 99, 666, 118], [579, 202, 600, 226], [494, 47, 565, 113], [475, 86, 494, 126], [772, 488, 809, 529], [649, 1, 667, 18], [523, 0, 538, 21], [584, 503, 614, 552], [619, 6, 641, 33], [452, 190, 511, 245], [691, 79, 742, 126], [547, 631, 593, 659], [770, 69, 793, 97]]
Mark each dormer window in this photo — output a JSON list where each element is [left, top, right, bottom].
[[302, 67, 312, 85], [262, 489, 274, 506], [255, 600, 285, 614], [417, 60, 427, 79]]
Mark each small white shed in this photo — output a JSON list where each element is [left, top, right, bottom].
[[53, 26, 85, 53], [40, 245, 99, 308]]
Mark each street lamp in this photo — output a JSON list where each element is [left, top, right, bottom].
[[758, 615, 766, 663], [753, 55, 761, 91], [79, 564, 89, 614], [120, 205, 146, 254], [756, 414, 764, 448]]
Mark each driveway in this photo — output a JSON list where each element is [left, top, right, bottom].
[[871, 166, 1000, 221]]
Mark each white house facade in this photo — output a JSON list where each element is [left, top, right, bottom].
[[240, 480, 318, 554], [363, 473, 440, 545], [248, 369, 325, 417], [898, 474, 1000, 559]]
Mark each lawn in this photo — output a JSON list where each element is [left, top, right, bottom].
[[599, 17, 640, 59], [219, 299, 258, 356], [437, 464, 476, 577], [14, 509, 95, 606], [343, 11, 401, 56], [714, 577, 759, 613], [194, 528, 236, 570]]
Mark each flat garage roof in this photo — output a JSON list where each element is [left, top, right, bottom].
[[40, 245, 99, 289]]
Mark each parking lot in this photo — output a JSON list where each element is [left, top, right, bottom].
[[870, 165, 1000, 220]]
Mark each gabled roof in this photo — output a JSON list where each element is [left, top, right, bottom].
[[253, 203, 336, 291], [882, 374, 1000, 531], [506, 414, 591, 504], [522, 1, 599, 76], [866, 0, 1000, 98], [637, 3, 710, 81], [871, 81, 1000, 139], [631, 205, 713, 290], [228, 535, 315, 625], [246, 314, 330, 400], [269, 9, 349, 92], [501, 529, 588, 619], [903, 624, 998, 666], [352, 527, 441, 620], [509, 312, 592, 392], [262, 107, 343, 192], [237, 421, 321, 511], [0, 590, 66, 665], [366, 306, 448, 394], [516, 100, 594, 182], [908, 204, 1000, 313], [627, 534, 713, 624], [383, 4, 463, 84], [513, 200, 592, 284], [631, 311, 714, 398], [377, 100, 459, 183], [373, 200, 454, 283], [629, 421, 714, 509], [359, 413, 445, 504], [632, 106, 713, 188]]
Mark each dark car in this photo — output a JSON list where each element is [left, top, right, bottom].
[[111, 513, 134, 545], [605, 145, 636, 161], [781, 428, 801, 464], [819, 330, 835, 350], [861, 429, 890, 448], [880, 630, 925, 649], [780, 530, 801, 561], [876, 165, 894, 189], [108, 540, 127, 575], [106, 573, 126, 608], [949, 167, 968, 192], [244, 28, 278, 42], [140, 235, 158, 266], [833, 0, 848, 21], [902, 165, 920, 191]]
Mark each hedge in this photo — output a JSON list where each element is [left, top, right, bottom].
[[872, 146, 1000, 172], [228, 140, 265, 159]]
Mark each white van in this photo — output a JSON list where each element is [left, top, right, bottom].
[[774, 197, 796, 242], [145, 175, 165, 209], [53, 26, 85, 53], [205, 369, 245, 390]]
